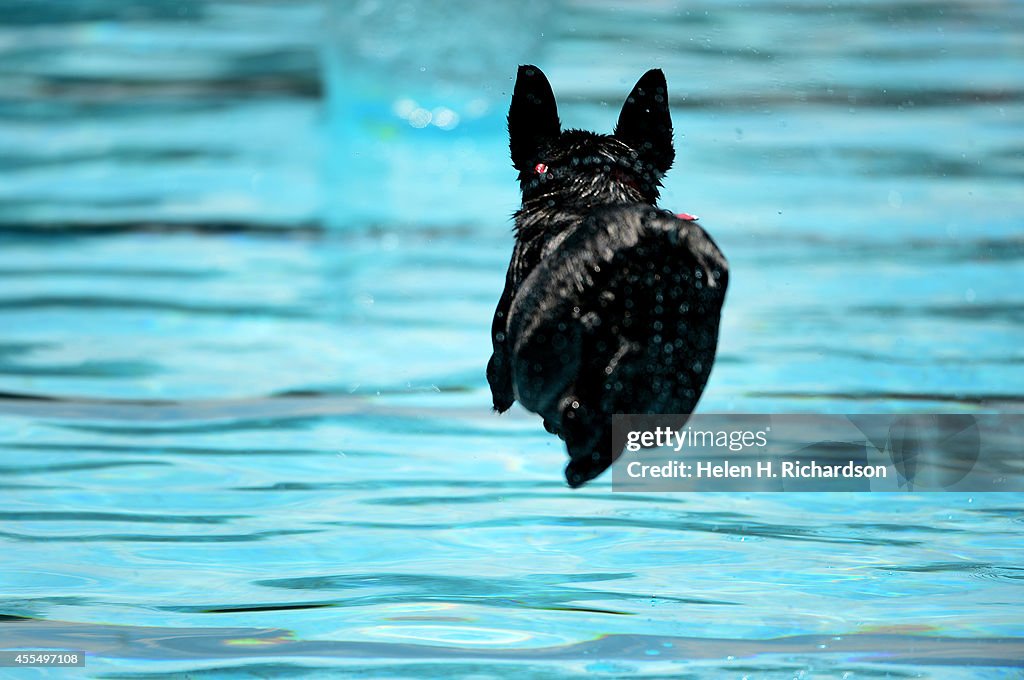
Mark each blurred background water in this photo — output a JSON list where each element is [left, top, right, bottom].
[[1, 0, 1023, 677]]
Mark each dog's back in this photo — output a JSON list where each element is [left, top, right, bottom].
[[507, 206, 727, 485]]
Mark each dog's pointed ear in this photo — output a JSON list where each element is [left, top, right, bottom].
[[508, 65, 561, 171], [614, 69, 674, 174]]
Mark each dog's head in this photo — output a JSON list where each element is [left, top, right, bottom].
[[508, 65, 675, 207]]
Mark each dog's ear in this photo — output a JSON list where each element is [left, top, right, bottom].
[[508, 65, 561, 171], [614, 69, 674, 174]]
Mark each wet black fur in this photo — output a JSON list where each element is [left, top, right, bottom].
[[487, 65, 729, 487]]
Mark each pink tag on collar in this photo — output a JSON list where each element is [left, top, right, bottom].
[[676, 212, 699, 221]]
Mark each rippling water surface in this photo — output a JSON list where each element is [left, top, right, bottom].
[[1, 1, 1023, 677]]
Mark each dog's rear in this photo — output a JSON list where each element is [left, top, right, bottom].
[[488, 65, 729, 487], [508, 207, 727, 485]]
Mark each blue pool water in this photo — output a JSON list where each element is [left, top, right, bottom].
[[1, 1, 1023, 677]]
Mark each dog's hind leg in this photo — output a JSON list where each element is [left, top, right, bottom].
[[558, 337, 646, 486], [487, 283, 517, 413], [563, 417, 614, 488], [509, 313, 583, 424], [486, 350, 514, 414]]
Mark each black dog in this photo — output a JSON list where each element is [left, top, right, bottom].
[[487, 65, 729, 487]]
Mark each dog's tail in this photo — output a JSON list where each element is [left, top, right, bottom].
[[507, 207, 729, 487]]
